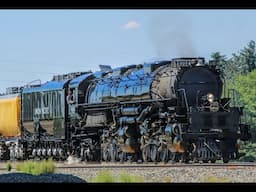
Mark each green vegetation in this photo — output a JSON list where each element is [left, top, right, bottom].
[[6, 162, 12, 172], [232, 71, 256, 139], [90, 170, 144, 183], [211, 40, 256, 142], [90, 170, 115, 183], [212, 40, 256, 80], [118, 172, 144, 183], [233, 71, 256, 114], [163, 177, 172, 183], [210, 40, 256, 161], [16, 159, 55, 175], [238, 142, 256, 162], [202, 174, 231, 183]]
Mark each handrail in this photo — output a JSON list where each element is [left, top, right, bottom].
[[25, 79, 41, 88], [177, 88, 189, 112]]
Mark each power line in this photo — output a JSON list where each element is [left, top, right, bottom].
[[0, 59, 90, 69], [0, 80, 28, 83], [0, 70, 56, 75]]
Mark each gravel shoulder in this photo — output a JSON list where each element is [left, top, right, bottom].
[[54, 166, 256, 183], [0, 163, 256, 183]]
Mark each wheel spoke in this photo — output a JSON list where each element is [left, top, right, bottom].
[[150, 145, 157, 162], [110, 144, 117, 162], [142, 146, 150, 162]]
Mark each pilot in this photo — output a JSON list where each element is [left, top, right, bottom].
[[67, 89, 75, 104]]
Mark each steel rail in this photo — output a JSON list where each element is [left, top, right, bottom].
[[54, 162, 256, 169], [0, 162, 255, 171]]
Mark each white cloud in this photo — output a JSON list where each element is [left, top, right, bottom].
[[123, 21, 140, 29]]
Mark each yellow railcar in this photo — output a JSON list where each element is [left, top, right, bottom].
[[0, 94, 21, 137]]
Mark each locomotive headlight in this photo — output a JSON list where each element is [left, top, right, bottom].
[[207, 93, 214, 103]]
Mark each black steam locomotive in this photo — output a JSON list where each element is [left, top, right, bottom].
[[0, 57, 251, 163]]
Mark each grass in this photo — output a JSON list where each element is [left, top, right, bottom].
[[163, 177, 172, 183], [90, 170, 116, 183], [6, 162, 12, 172], [202, 174, 231, 183], [118, 172, 145, 183], [15, 159, 55, 175], [90, 170, 145, 183]]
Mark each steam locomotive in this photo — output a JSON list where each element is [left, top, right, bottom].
[[0, 57, 251, 163]]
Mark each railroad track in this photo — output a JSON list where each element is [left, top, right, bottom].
[[0, 162, 256, 171], [55, 162, 256, 169]]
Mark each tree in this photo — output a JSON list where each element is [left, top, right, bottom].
[[240, 40, 256, 73], [215, 40, 256, 82], [211, 41, 256, 141], [210, 52, 227, 76], [234, 70, 256, 114], [225, 54, 242, 81], [232, 70, 256, 141], [228, 40, 256, 76]]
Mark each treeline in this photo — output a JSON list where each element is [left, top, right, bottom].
[[210, 40, 256, 141]]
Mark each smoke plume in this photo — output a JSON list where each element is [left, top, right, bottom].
[[146, 12, 197, 58]]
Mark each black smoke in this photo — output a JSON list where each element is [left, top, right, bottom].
[[146, 12, 197, 59]]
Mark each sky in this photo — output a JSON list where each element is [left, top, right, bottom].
[[0, 9, 256, 93]]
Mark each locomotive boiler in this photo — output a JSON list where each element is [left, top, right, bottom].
[[0, 57, 251, 163]]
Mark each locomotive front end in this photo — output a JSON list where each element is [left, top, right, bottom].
[[174, 59, 250, 163]]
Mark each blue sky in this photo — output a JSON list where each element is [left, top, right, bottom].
[[0, 9, 256, 93]]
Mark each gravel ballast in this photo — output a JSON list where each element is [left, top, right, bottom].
[[55, 166, 256, 183], [0, 164, 256, 183]]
